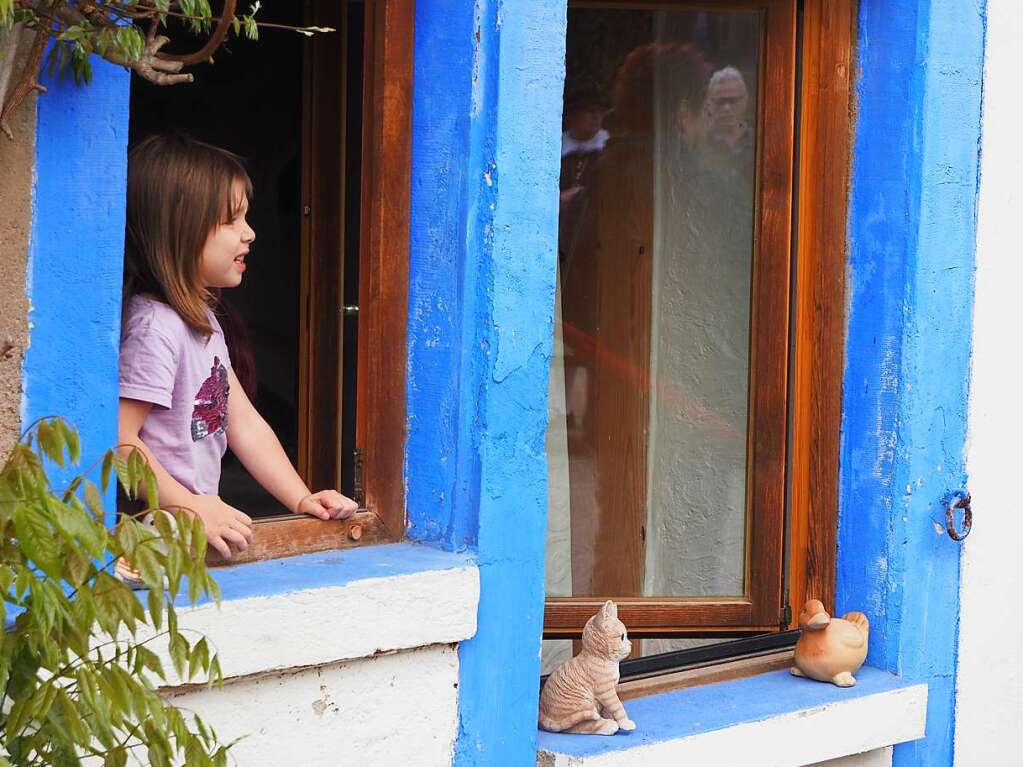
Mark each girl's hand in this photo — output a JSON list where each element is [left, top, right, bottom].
[[295, 490, 359, 521], [190, 495, 254, 559]]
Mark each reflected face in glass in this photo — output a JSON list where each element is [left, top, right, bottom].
[[706, 75, 749, 140]]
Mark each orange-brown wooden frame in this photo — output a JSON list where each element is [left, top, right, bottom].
[[356, 0, 414, 540], [212, 0, 413, 565], [297, 0, 347, 494], [545, 0, 854, 637], [786, 0, 855, 627], [301, 0, 413, 538]]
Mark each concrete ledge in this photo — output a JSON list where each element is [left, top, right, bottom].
[[153, 543, 479, 684], [536, 668, 926, 767]]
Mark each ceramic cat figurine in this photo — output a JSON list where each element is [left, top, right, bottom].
[[539, 600, 635, 735]]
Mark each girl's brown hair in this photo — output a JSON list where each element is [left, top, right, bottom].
[[124, 133, 252, 336]]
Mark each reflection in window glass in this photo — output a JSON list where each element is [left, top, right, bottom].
[[546, 8, 761, 650]]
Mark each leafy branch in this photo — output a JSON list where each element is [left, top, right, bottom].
[[0, 0, 334, 138], [0, 418, 233, 766]]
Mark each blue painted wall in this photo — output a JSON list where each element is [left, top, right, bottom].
[[406, 0, 566, 764], [839, 2, 985, 767], [22, 59, 129, 510], [405, 0, 477, 549]]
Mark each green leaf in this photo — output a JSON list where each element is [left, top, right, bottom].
[[12, 501, 60, 577], [37, 420, 64, 467], [136, 645, 166, 681], [185, 736, 214, 767], [188, 636, 210, 680], [147, 583, 164, 631], [208, 653, 223, 686], [126, 449, 144, 498], [144, 465, 160, 509], [55, 419, 80, 464], [65, 550, 91, 587], [101, 451, 113, 492], [84, 478, 104, 520], [111, 454, 131, 496], [168, 632, 188, 679]]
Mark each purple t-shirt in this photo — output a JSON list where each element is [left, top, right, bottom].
[[119, 295, 232, 496]]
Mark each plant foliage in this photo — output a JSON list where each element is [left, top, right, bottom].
[[0, 1, 333, 137], [0, 419, 231, 766]]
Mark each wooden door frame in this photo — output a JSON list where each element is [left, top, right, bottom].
[[545, 0, 854, 637]]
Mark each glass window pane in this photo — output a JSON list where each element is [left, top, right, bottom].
[[546, 7, 762, 619]]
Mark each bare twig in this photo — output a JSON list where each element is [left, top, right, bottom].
[[154, 0, 235, 66], [0, 24, 48, 140], [0, 23, 27, 123]]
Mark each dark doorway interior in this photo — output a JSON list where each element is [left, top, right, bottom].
[[128, 2, 361, 517]]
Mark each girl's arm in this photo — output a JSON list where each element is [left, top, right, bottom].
[[225, 368, 357, 520], [119, 397, 253, 559]]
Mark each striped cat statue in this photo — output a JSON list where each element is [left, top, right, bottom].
[[539, 600, 636, 735]]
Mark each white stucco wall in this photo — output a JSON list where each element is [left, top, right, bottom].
[[170, 644, 459, 767], [955, 0, 1023, 762], [131, 547, 478, 765]]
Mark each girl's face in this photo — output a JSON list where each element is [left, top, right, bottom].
[[199, 179, 255, 289]]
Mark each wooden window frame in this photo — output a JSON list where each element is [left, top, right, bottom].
[[544, 0, 854, 637], [209, 0, 413, 566]]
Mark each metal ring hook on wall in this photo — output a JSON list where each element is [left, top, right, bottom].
[[945, 491, 972, 541]]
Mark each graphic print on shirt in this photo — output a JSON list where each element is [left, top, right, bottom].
[[191, 356, 230, 441]]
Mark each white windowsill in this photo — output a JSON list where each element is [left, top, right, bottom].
[[536, 667, 927, 767], [148, 543, 479, 686]]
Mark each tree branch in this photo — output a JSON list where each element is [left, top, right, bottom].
[[0, 23, 27, 124], [153, 0, 235, 66], [106, 32, 194, 86], [0, 23, 48, 140]]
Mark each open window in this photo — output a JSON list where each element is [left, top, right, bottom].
[[127, 0, 412, 563], [543, 0, 853, 675]]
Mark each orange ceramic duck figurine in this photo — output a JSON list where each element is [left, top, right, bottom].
[[791, 599, 869, 687]]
